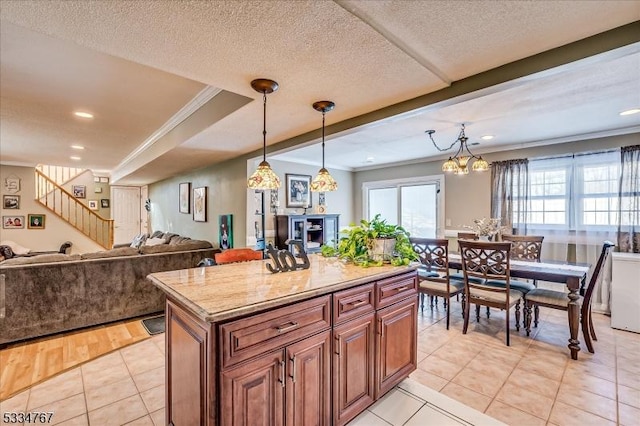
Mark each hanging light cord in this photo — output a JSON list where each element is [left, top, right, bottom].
[[427, 124, 482, 160], [261, 91, 267, 162], [321, 110, 326, 168]]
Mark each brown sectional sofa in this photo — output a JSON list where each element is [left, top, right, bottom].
[[0, 235, 219, 345]]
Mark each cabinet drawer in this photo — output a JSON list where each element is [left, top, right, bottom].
[[333, 284, 374, 325], [220, 295, 331, 368], [375, 272, 417, 309]]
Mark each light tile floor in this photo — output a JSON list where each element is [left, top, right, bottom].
[[1, 304, 639, 425]]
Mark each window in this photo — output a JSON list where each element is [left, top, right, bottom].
[[519, 150, 621, 230], [363, 176, 444, 238]]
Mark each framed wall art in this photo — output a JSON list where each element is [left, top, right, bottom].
[[2, 215, 25, 229], [3, 195, 20, 209], [101, 199, 110, 208], [73, 185, 86, 198], [285, 174, 312, 208], [4, 175, 20, 194], [88, 200, 99, 210], [28, 214, 46, 229], [219, 214, 233, 249], [179, 182, 191, 214], [193, 186, 207, 222]]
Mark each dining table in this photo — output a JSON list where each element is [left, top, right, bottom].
[[448, 253, 591, 360]]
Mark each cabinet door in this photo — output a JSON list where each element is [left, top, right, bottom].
[[333, 313, 375, 426], [375, 296, 418, 398], [285, 330, 331, 426], [221, 350, 285, 426], [324, 215, 338, 247]]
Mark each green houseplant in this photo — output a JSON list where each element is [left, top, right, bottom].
[[331, 214, 418, 267]]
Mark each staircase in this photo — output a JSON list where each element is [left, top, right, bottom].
[[35, 167, 114, 249]]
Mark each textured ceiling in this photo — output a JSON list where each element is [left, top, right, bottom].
[[0, 1, 639, 183]]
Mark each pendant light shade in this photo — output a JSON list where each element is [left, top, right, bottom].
[[310, 100, 337, 192], [426, 124, 489, 174], [247, 78, 281, 190]]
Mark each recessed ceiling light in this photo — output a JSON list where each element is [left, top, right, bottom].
[[70, 156, 81, 161], [620, 108, 640, 116], [365, 156, 375, 163], [481, 135, 494, 140], [71, 145, 85, 150], [74, 111, 94, 119]]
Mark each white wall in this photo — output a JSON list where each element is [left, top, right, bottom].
[[0, 165, 104, 254]]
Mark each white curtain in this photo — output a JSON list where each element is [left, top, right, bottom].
[[527, 151, 620, 312]]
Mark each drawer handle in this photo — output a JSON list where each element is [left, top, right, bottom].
[[395, 285, 409, 292], [347, 299, 368, 308], [275, 321, 299, 333]]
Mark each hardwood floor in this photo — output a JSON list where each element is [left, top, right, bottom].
[[0, 318, 152, 400]]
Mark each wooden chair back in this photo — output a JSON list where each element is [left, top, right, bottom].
[[410, 237, 450, 280], [459, 240, 512, 298], [501, 234, 544, 262], [582, 241, 615, 317], [214, 248, 263, 265], [457, 232, 478, 240]]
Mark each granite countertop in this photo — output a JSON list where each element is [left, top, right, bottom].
[[147, 254, 416, 322]]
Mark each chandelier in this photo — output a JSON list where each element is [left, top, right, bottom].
[[426, 124, 489, 174], [247, 78, 281, 190], [310, 100, 338, 192]]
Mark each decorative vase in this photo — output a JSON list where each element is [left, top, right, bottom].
[[370, 238, 395, 262]]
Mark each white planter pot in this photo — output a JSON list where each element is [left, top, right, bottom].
[[370, 238, 396, 262]]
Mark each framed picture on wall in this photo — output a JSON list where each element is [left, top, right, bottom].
[[179, 182, 190, 214], [101, 199, 110, 208], [3, 195, 20, 209], [28, 214, 46, 229], [285, 174, 312, 208], [88, 200, 99, 210], [219, 214, 233, 249], [193, 187, 207, 222], [73, 185, 86, 198], [2, 215, 25, 229]]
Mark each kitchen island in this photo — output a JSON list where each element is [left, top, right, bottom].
[[148, 254, 418, 426]]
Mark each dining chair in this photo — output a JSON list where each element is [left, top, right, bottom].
[[459, 240, 523, 346], [410, 238, 465, 329], [214, 247, 264, 264], [457, 232, 479, 241], [501, 234, 544, 262], [524, 241, 614, 353]]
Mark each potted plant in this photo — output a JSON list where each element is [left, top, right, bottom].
[[330, 214, 418, 267]]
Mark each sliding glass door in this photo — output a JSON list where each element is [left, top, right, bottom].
[[364, 176, 443, 238]]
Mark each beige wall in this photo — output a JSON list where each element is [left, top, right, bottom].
[[148, 156, 247, 247], [60, 171, 112, 219], [0, 165, 104, 253], [354, 133, 638, 232]]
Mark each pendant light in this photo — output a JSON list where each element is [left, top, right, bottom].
[[247, 78, 281, 190], [426, 124, 489, 174], [310, 100, 337, 192]]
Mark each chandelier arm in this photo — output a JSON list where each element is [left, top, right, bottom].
[[464, 142, 482, 160]]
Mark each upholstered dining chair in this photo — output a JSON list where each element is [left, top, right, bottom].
[[525, 241, 614, 353], [459, 240, 523, 346], [214, 247, 263, 265], [410, 238, 465, 329]]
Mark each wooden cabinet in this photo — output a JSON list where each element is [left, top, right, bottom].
[[275, 214, 339, 253], [221, 331, 330, 426], [163, 269, 417, 426], [376, 296, 418, 397]]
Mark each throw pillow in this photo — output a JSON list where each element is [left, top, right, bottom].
[[130, 233, 148, 249], [150, 230, 164, 239], [0, 245, 14, 259], [0, 240, 30, 255], [144, 237, 166, 246]]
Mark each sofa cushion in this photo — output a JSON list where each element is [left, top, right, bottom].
[[139, 240, 212, 254], [81, 247, 140, 259], [162, 232, 179, 243], [1, 253, 81, 265], [169, 235, 191, 245]]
